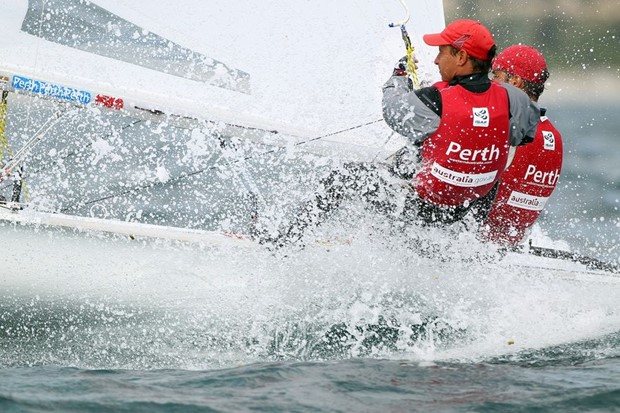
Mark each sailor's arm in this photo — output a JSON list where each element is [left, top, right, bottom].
[[382, 76, 441, 145]]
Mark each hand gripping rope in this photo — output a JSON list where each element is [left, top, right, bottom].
[[388, 0, 420, 88]]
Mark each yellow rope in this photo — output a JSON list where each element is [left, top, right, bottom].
[[389, 1, 420, 88], [0, 90, 9, 160], [400, 26, 420, 88]]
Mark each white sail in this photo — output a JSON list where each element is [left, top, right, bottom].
[[0, 0, 445, 155]]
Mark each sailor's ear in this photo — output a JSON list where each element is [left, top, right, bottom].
[[456, 49, 469, 66]]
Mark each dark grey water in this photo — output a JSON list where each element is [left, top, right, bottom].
[[538, 103, 620, 263], [1, 346, 620, 412]]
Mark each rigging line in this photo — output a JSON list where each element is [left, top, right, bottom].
[[27, 119, 143, 177], [0, 107, 69, 198], [218, 138, 267, 207], [294, 118, 383, 145], [388, 0, 410, 27], [62, 118, 385, 211], [3, 108, 69, 174], [0, 182, 14, 191], [371, 131, 397, 163]]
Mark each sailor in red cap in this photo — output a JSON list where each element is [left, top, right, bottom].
[[382, 19, 540, 224], [260, 21, 541, 248], [482, 45, 563, 245]]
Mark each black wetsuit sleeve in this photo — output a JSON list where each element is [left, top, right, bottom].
[[415, 87, 442, 117]]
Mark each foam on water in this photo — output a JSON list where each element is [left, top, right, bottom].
[[2, 216, 619, 370]]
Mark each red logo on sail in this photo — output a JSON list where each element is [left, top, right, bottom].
[[95, 94, 124, 110]]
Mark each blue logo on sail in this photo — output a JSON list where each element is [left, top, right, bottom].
[[11, 75, 92, 105]]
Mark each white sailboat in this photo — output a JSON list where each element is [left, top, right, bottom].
[[0, 0, 617, 293], [0, 0, 441, 228]]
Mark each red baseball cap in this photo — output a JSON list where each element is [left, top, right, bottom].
[[423, 19, 495, 61], [492, 45, 549, 84]]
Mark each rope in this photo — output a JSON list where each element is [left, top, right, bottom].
[[3, 108, 67, 175], [28, 119, 143, 177], [0, 90, 11, 161], [62, 118, 385, 212], [388, 0, 420, 88], [388, 0, 410, 27]]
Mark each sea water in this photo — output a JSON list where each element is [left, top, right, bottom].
[[1, 102, 619, 412]]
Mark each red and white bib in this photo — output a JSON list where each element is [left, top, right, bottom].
[[415, 82, 511, 207], [483, 117, 563, 245]]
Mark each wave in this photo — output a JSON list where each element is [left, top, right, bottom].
[[2, 219, 619, 370]]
